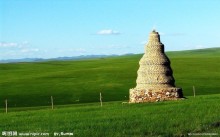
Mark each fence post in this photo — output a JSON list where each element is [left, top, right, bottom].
[[5, 99, 7, 114], [100, 92, 102, 107], [193, 86, 196, 98], [51, 96, 54, 109]]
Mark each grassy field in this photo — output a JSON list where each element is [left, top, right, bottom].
[[0, 94, 219, 136], [0, 48, 220, 108], [0, 48, 220, 136]]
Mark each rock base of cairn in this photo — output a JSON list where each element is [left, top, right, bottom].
[[129, 88, 183, 103]]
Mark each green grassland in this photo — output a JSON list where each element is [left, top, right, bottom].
[[0, 48, 220, 136], [0, 48, 220, 108], [0, 95, 220, 136]]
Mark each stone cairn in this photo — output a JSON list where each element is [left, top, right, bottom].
[[129, 30, 183, 103]]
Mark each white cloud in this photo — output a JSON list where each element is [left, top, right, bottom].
[[0, 41, 44, 59], [0, 48, 41, 59], [97, 29, 120, 35], [0, 41, 29, 48], [0, 42, 19, 48], [20, 48, 40, 53]]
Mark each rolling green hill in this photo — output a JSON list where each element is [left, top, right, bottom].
[[166, 47, 220, 58], [0, 48, 220, 108]]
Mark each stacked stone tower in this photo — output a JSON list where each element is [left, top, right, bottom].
[[129, 30, 183, 103]]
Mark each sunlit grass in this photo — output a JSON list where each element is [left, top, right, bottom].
[[0, 94, 219, 136]]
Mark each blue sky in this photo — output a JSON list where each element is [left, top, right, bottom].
[[0, 0, 220, 59]]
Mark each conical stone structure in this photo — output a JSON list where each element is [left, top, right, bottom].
[[129, 30, 183, 103]]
